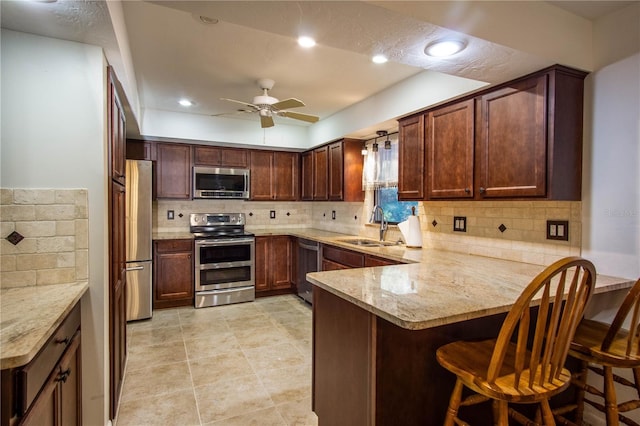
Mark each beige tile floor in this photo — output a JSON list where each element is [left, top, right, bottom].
[[115, 295, 318, 426]]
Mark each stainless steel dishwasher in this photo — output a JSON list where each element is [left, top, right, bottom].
[[297, 238, 320, 304]]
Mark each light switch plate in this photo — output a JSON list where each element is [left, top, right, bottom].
[[453, 216, 467, 232]]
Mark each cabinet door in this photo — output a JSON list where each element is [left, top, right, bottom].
[[273, 151, 299, 201], [254, 237, 269, 292], [479, 75, 547, 198], [426, 99, 475, 199], [250, 151, 274, 201], [108, 67, 126, 186], [269, 236, 292, 290], [153, 240, 194, 309], [220, 148, 249, 168], [398, 114, 425, 200], [300, 151, 314, 201], [193, 146, 221, 166], [58, 332, 81, 426], [126, 140, 154, 161], [342, 139, 365, 202], [109, 181, 126, 420], [156, 143, 192, 199], [313, 146, 329, 200], [328, 142, 344, 201], [20, 371, 57, 426]]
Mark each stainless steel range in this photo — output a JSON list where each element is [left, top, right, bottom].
[[190, 213, 255, 308]]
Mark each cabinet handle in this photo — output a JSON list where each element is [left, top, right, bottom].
[[55, 336, 70, 345], [464, 188, 470, 194], [479, 187, 486, 194], [56, 368, 71, 383]]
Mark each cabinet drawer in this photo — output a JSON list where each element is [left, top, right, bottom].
[[322, 245, 364, 269], [365, 255, 400, 267], [155, 239, 193, 253], [18, 303, 81, 414]]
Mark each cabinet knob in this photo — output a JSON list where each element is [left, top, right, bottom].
[[464, 188, 470, 194], [479, 187, 486, 194]]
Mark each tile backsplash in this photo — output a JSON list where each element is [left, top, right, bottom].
[[0, 189, 89, 288], [155, 195, 580, 267]]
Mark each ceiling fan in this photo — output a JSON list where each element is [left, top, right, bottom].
[[216, 79, 319, 128]]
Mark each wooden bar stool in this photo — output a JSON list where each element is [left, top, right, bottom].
[[554, 277, 640, 426], [436, 257, 596, 425]]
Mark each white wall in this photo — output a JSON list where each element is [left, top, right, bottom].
[[581, 53, 640, 280], [1, 30, 108, 426]]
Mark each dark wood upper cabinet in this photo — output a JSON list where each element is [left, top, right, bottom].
[[300, 151, 314, 201], [302, 138, 364, 202], [328, 142, 344, 200], [250, 150, 299, 201], [273, 151, 299, 201], [156, 143, 192, 199], [398, 65, 587, 201], [426, 99, 475, 199], [194, 146, 248, 168], [478, 75, 547, 198], [313, 146, 329, 200], [126, 139, 154, 161], [398, 114, 425, 200]]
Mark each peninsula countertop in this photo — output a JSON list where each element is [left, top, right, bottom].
[[307, 250, 634, 331], [1, 281, 88, 369]]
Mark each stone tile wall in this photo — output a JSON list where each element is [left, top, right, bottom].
[[153, 195, 581, 267], [0, 189, 89, 288]]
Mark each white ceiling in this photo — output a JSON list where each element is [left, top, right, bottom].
[[1, 0, 635, 139]]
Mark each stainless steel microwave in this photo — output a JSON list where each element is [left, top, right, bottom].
[[193, 166, 250, 199]]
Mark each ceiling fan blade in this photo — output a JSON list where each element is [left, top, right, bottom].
[[220, 98, 260, 110], [260, 114, 274, 128], [271, 98, 305, 110], [279, 111, 319, 123]]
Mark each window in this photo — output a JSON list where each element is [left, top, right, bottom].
[[373, 187, 418, 224]]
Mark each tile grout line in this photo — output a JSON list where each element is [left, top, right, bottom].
[[179, 310, 205, 426]]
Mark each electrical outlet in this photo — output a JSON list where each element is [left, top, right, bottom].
[[547, 220, 569, 241], [167, 210, 174, 220], [453, 216, 467, 232], [270, 210, 276, 219], [332, 210, 336, 220]]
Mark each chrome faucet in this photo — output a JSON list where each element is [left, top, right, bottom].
[[370, 205, 388, 242]]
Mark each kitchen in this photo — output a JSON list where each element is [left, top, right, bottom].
[[1, 2, 639, 426]]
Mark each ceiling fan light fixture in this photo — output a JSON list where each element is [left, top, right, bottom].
[[424, 39, 466, 57], [372, 54, 388, 64], [298, 36, 316, 48]]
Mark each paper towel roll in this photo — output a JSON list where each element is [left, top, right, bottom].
[[398, 215, 422, 248]]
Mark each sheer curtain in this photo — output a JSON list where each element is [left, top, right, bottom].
[[362, 133, 399, 190]]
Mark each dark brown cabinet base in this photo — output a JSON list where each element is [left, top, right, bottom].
[[153, 239, 194, 309]]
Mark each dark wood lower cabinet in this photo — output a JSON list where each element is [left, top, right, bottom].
[[153, 239, 194, 309], [1, 303, 82, 426], [255, 236, 293, 295]]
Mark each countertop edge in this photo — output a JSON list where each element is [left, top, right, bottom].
[[1, 281, 89, 370]]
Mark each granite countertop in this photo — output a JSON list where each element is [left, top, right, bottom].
[[1, 282, 89, 369], [307, 251, 634, 331]]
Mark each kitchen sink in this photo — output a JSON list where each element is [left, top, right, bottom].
[[338, 238, 402, 247]]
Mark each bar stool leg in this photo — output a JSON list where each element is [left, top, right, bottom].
[[604, 366, 620, 426], [633, 367, 640, 398], [444, 379, 464, 426], [492, 400, 508, 426], [574, 360, 588, 424]]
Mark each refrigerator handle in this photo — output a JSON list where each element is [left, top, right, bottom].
[[125, 265, 145, 272]]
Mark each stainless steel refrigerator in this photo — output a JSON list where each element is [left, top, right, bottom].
[[125, 160, 153, 321]]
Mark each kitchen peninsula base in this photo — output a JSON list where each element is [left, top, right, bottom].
[[312, 287, 510, 425]]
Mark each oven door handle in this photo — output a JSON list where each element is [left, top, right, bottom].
[[198, 260, 253, 270], [195, 238, 254, 247]]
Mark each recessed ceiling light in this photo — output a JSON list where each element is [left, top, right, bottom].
[[372, 55, 388, 64], [198, 15, 219, 25], [298, 36, 316, 48], [424, 39, 466, 57], [178, 99, 193, 107]]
